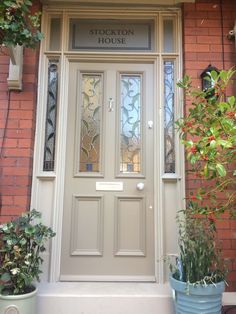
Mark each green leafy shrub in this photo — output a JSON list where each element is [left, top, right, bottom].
[[0, 210, 55, 295], [176, 68, 236, 217], [0, 0, 43, 48], [169, 68, 235, 287]]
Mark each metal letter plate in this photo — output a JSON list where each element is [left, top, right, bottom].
[[96, 182, 123, 191]]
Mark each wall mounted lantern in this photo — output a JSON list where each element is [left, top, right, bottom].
[[200, 64, 219, 91], [228, 20, 236, 48]]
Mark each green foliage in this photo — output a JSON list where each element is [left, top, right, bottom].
[[0, 0, 43, 48], [176, 68, 236, 216], [169, 69, 235, 287], [0, 210, 55, 295], [170, 210, 227, 286]]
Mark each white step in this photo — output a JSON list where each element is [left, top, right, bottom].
[[37, 282, 174, 314], [37, 282, 236, 314]]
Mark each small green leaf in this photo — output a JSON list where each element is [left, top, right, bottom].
[[216, 163, 227, 177], [211, 70, 218, 81], [204, 164, 209, 177], [228, 96, 235, 106], [210, 140, 216, 148], [217, 139, 232, 148]]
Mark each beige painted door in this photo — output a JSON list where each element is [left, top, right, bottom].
[[60, 61, 155, 281]]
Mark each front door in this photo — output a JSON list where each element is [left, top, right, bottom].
[[60, 61, 155, 281]]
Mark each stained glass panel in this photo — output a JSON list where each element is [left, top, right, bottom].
[[79, 74, 102, 172], [164, 61, 175, 173], [43, 60, 59, 171], [120, 75, 142, 174]]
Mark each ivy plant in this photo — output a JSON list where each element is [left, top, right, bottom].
[[176, 68, 236, 217], [0, 210, 55, 295], [0, 0, 43, 48]]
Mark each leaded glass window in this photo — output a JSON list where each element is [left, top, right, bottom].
[[120, 74, 142, 174], [79, 74, 103, 173], [164, 61, 175, 173], [43, 60, 59, 171]]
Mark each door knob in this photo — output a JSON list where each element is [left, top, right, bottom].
[[136, 182, 145, 191]]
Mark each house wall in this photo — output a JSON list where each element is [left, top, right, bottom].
[[0, 2, 41, 223], [183, 0, 236, 291], [0, 0, 236, 291]]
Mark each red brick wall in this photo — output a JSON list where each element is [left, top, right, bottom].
[[0, 0, 236, 291], [0, 2, 40, 223], [183, 0, 236, 291]]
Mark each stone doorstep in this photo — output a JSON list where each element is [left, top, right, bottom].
[[37, 282, 236, 314], [223, 292, 236, 306], [37, 282, 236, 300], [37, 282, 174, 314]]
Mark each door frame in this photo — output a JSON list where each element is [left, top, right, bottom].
[[31, 6, 185, 284]]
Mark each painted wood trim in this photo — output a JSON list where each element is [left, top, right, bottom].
[[42, 0, 195, 5], [60, 275, 156, 281], [7, 46, 23, 91], [31, 7, 185, 284]]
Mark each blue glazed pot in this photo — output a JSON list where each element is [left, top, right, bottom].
[[169, 276, 225, 314]]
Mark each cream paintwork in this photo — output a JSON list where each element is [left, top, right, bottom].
[[31, 7, 184, 285], [41, 0, 194, 4]]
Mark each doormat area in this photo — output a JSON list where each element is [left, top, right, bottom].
[[222, 306, 236, 313]]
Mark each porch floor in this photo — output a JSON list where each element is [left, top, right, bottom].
[[37, 282, 236, 314]]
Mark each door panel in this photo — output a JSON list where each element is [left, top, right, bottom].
[[60, 62, 155, 280]]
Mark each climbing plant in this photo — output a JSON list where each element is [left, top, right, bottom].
[[0, 0, 43, 48]]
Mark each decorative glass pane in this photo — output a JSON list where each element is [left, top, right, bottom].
[[49, 18, 61, 51], [79, 74, 102, 172], [164, 61, 175, 173], [163, 19, 174, 53], [120, 75, 142, 174], [43, 60, 59, 171]]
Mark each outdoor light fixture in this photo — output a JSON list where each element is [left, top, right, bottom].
[[228, 20, 236, 48], [200, 64, 219, 91]]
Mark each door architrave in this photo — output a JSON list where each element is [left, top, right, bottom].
[[31, 6, 184, 284]]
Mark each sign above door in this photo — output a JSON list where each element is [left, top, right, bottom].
[[70, 20, 153, 51]]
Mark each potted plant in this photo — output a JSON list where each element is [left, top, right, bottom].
[[0, 209, 55, 314], [169, 68, 236, 313], [0, 0, 43, 48], [169, 208, 227, 314]]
